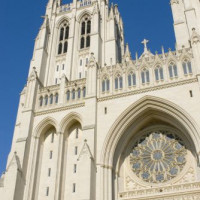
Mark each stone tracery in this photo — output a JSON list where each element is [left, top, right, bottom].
[[130, 131, 187, 183]]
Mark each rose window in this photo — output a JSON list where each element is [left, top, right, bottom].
[[130, 131, 187, 183]]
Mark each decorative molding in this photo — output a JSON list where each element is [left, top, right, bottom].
[[77, 140, 94, 161], [191, 28, 200, 45], [16, 138, 27, 143], [35, 102, 85, 116], [98, 78, 197, 102], [82, 124, 95, 130], [170, 0, 179, 5], [120, 182, 200, 199]]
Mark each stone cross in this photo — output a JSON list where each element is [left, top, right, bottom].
[[142, 39, 149, 52]]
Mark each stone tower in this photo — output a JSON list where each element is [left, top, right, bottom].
[[1, 0, 200, 199]]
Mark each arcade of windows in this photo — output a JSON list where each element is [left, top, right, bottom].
[[57, 16, 91, 55], [101, 60, 192, 92], [39, 93, 59, 107], [39, 88, 86, 107]]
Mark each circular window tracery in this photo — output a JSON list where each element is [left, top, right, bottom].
[[130, 131, 187, 183]]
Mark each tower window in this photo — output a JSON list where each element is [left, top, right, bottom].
[[190, 90, 193, 97], [45, 95, 48, 106], [48, 168, 51, 177], [49, 94, 53, 104], [46, 187, 49, 196], [63, 41, 68, 53], [51, 133, 54, 143], [73, 183, 76, 193], [80, 16, 91, 49], [58, 22, 69, 55], [105, 107, 107, 114], [74, 164, 77, 173], [39, 96, 43, 107], [62, 64, 65, 70], [83, 87, 86, 98], [72, 89, 76, 100], [78, 88, 81, 99], [57, 65, 59, 71], [55, 93, 59, 104], [75, 146, 78, 155], [50, 151, 53, 159], [76, 128, 79, 139], [66, 90, 70, 101]]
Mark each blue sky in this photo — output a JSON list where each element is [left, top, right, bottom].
[[0, 0, 175, 174]]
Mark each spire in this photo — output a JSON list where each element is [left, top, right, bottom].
[[108, 4, 114, 20], [162, 46, 166, 59], [125, 43, 131, 60]]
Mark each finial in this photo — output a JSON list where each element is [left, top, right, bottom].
[[162, 46, 165, 59], [135, 52, 138, 61], [162, 46, 165, 54]]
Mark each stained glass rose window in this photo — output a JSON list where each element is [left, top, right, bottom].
[[130, 131, 187, 183]]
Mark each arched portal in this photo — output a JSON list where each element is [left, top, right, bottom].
[[101, 96, 200, 200], [31, 120, 58, 200], [59, 113, 83, 200]]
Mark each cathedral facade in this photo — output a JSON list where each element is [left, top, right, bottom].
[[1, 0, 200, 199]]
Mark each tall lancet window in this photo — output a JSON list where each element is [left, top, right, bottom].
[[80, 16, 91, 49], [58, 22, 69, 55]]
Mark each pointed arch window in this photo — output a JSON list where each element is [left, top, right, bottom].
[[72, 89, 76, 100], [141, 68, 150, 84], [83, 87, 86, 98], [102, 77, 110, 92], [80, 16, 91, 49], [115, 74, 123, 90], [55, 93, 59, 104], [58, 22, 69, 55], [45, 95, 48, 106], [78, 88, 81, 99], [39, 96, 43, 107], [128, 71, 136, 87], [66, 90, 70, 101], [168, 62, 178, 78], [49, 94, 53, 105], [155, 65, 164, 81], [182, 59, 192, 75]]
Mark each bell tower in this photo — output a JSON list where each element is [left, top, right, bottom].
[[171, 0, 200, 49], [29, 0, 124, 87]]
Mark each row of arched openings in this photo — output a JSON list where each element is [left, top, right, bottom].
[[39, 87, 86, 107], [66, 87, 86, 101], [58, 15, 91, 55], [40, 93, 59, 107], [102, 60, 192, 92]]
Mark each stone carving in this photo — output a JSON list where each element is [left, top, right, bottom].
[[130, 131, 187, 183]]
